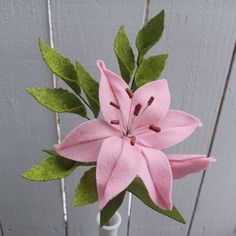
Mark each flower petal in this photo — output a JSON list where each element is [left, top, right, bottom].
[[96, 136, 142, 210], [97, 60, 131, 129], [136, 110, 202, 149], [132, 79, 170, 129], [138, 147, 173, 210], [54, 119, 120, 162], [167, 154, 216, 179]]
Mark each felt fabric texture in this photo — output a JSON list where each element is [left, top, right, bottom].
[[72, 167, 97, 207], [55, 119, 121, 162], [136, 110, 202, 149], [132, 79, 170, 128], [167, 154, 216, 179], [39, 38, 81, 95], [26, 88, 87, 116], [135, 54, 168, 88], [76, 61, 100, 117], [97, 60, 131, 128], [138, 147, 173, 210], [114, 26, 135, 84], [96, 136, 142, 209], [55, 60, 215, 211]]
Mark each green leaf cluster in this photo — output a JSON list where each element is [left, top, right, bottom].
[[128, 178, 186, 224], [71, 167, 185, 226], [114, 9, 167, 90], [28, 39, 100, 118], [114, 26, 135, 83], [21, 148, 97, 181], [100, 191, 125, 226], [72, 167, 98, 206], [136, 10, 165, 64], [39, 38, 81, 95], [23, 10, 186, 226], [75, 61, 99, 117], [26, 88, 87, 116], [21, 152, 76, 181]]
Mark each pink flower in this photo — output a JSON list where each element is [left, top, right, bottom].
[[55, 60, 215, 211]]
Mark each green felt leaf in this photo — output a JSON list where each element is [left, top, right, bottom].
[[26, 88, 87, 117], [100, 191, 125, 226], [42, 149, 96, 167], [42, 149, 58, 156], [134, 54, 168, 88], [72, 167, 98, 207], [127, 178, 186, 224], [75, 61, 99, 117], [39, 38, 81, 95], [114, 26, 135, 83], [136, 10, 165, 64], [21, 155, 76, 181]]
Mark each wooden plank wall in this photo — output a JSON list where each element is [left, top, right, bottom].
[[0, 1, 65, 236], [0, 0, 235, 235]]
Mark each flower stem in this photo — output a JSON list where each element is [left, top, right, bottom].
[[78, 95, 93, 120], [130, 76, 136, 90], [79, 95, 92, 110]]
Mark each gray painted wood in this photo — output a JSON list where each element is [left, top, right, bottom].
[[189, 50, 236, 236], [0, 1, 236, 236], [130, 0, 236, 235], [0, 1, 65, 235], [50, 0, 145, 235]]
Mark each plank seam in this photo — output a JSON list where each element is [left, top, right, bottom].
[[143, 0, 150, 25], [187, 42, 236, 236], [0, 221, 4, 236], [46, 1, 68, 235], [126, 0, 150, 235]]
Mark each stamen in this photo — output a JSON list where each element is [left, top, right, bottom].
[[110, 101, 120, 109], [130, 136, 136, 146], [125, 88, 134, 99], [147, 96, 154, 106], [133, 104, 142, 116], [149, 125, 161, 133], [111, 120, 120, 125]]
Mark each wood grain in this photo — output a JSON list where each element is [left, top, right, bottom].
[[0, 1, 236, 235], [130, 0, 236, 235], [189, 47, 236, 236], [0, 1, 65, 235], [50, 0, 144, 235]]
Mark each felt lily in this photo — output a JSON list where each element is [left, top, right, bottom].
[[55, 60, 215, 211]]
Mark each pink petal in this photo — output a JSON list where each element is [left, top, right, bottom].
[[136, 110, 202, 150], [138, 147, 173, 210], [97, 60, 131, 129], [167, 154, 216, 179], [54, 119, 120, 162], [96, 136, 142, 210], [132, 79, 170, 129]]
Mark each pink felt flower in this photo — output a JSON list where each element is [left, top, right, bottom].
[[55, 60, 215, 211]]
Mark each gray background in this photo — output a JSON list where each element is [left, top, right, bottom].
[[0, 0, 236, 235]]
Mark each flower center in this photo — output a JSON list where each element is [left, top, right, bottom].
[[109, 88, 161, 145]]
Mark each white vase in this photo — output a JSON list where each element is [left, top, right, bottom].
[[96, 212, 122, 236]]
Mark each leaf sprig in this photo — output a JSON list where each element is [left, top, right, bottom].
[[22, 10, 186, 226]]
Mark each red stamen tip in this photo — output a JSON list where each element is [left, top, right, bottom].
[[110, 120, 120, 125], [125, 88, 134, 99], [110, 101, 120, 109], [149, 125, 161, 133], [130, 136, 136, 146], [133, 104, 142, 116], [147, 96, 154, 106]]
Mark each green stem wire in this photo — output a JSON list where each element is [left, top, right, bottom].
[[130, 77, 136, 90], [130, 60, 139, 90], [130, 51, 142, 90], [78, 95, 93, 120]]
